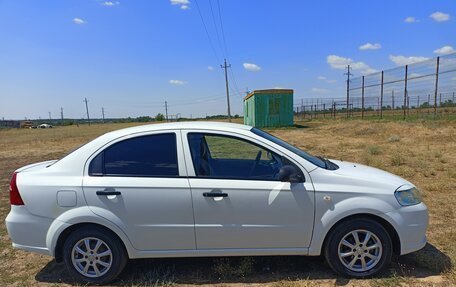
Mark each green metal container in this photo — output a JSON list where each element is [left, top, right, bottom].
[[243, 89, 294, 128]]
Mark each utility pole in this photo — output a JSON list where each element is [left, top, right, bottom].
[[434, 57, 440, 118], [221, 59, 232, 122], [60, 107, 64, 124], [48, 112, 52, 121], [380, 71, 384, 119], [84, 97, 91, 126], [164, 101, 169, 122], [404, 65, 408, 120], [102, 107, 105, 123], [361, 76, 365, 119], [344, 65, 353, 118]]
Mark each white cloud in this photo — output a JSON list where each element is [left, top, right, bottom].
[[73, 18, 86, 25], [359, 43, 382, 50], [317, 76, 336, 83], [311, 88, 328, 94], [404, 17, 418, 23], [170, 0, 189, 4], [430, 11, 450, 22], [389, 55, 430, 66], [326, 55, 377, 75], [433, 45, 455, 55], [243, 63, 261, 72], [169, 79, 188, 85], [101, 1, 120, 6], [207, 66, 214, 71], [170, 0, 190, 10]]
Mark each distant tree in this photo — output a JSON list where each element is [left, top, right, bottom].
[[155, 113, 165, 121], [234, 114, 239, 118], [136, 116, 153, 122]]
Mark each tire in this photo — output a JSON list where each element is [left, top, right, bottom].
[[324, 218, 392, 278], [63, 226, 128, 285]]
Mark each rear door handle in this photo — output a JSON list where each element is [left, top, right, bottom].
[[203, 192, 228, 198], [96, 191, 121, 196]]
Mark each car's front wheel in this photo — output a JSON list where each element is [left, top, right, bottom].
[[63, 226, 127, 284], [324, 218, 393, 278]]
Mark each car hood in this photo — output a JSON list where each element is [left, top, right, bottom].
[[309, 159, 414, 195]]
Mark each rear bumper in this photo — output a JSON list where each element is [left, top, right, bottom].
[[5, 205, 52, 256], [384, 202, 428, 255]]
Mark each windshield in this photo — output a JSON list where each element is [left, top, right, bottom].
[[251, 127, 326, 168]]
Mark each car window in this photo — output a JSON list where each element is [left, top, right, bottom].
[[187, 133, 302, 181], [89, 133, 178, 177], [251, 127, 328, 169]]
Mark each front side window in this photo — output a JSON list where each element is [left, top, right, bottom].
[[89, 133, 178, 177], [187, 133, 302, 181]]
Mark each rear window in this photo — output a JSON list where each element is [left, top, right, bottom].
[[89, 133, 178, 177]]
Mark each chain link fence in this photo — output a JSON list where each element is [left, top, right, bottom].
[[295, 53, 456, 120]]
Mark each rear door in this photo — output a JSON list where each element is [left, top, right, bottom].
[[182, 130, 315, 250], [82, 131, 195, 251]]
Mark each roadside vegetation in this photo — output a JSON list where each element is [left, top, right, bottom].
[[0, 118, 454, 286]]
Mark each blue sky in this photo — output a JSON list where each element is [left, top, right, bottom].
[[0, 0, 454, 119]]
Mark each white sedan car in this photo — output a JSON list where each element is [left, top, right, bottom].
[[6, 122, 428, 284]]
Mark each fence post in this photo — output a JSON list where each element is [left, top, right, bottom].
[[439, 93, 442, 110], [428, 94, 431, 114], [377, 97, 380, 117], [417, 95, 420, 116], [392, 90, 395, 117], [407, 95, 410, 115], [380, 71, 384, 119], [434, 56, 440, 119], [361, 76, 365, 119], [403, 65, 408, 120], [453, 92, 455, 114]]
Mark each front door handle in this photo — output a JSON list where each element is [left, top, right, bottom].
[[96, 191, 121, 196], [203, 192, 228, 198]]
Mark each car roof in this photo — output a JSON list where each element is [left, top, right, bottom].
[[102, 121, 252, 139]]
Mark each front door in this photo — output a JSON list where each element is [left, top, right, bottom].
[[82, 131, 195, 251], [183, 131, 314, 250]]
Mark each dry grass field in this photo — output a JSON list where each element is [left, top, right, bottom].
[[0, 119, 455, 287]]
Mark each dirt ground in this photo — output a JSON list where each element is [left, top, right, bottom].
[[0, 119, 454, 286]]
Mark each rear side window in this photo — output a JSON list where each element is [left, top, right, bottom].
[[89, 133, 178, 177]]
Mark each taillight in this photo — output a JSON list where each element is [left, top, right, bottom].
[[9, 172, 24, 205]]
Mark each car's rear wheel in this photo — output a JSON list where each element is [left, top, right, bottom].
[[63, 226, 127, 284], [324, 218, 392, 278]]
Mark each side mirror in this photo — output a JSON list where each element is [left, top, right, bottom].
[[278, 165, 302, 183]]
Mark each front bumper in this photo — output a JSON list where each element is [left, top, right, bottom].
[[5, 205, 53, 256], [384, 202, 428, 255]]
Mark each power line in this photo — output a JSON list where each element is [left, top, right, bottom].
[[229, 65, 241, 94], [216, 0, 241, 94], [208, 0, 224, 56], [194, 0, 220, 63], [216, 0, 229, 58]]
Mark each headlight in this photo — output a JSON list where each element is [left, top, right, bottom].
[[394, 186, 422, 206]]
